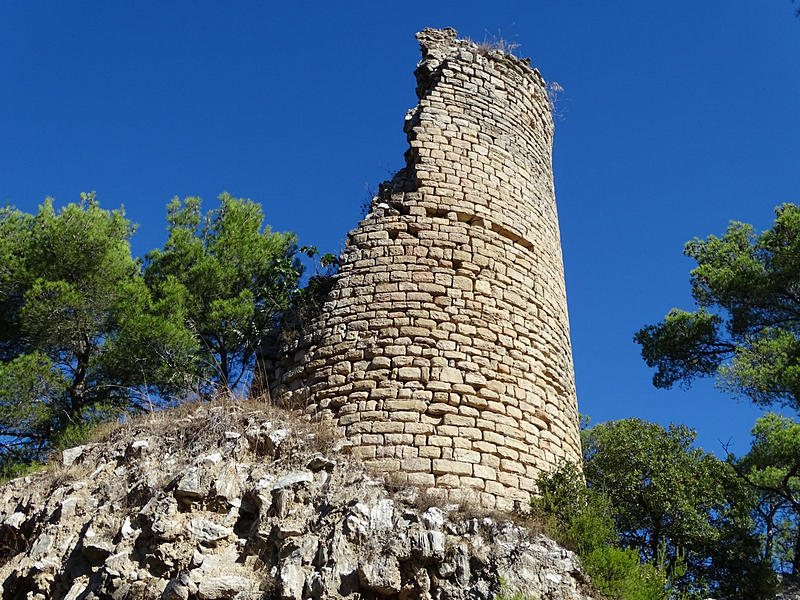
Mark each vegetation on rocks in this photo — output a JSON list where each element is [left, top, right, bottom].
[[531, 462, 671, 600], [0, 399, 595, 600], [0, 194, 310, 478], [0, 195, 197, 470]]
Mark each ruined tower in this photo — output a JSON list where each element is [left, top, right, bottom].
[[262, 28, 581, 511]]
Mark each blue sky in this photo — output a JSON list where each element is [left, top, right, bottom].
[[2, 2, 799, 456]]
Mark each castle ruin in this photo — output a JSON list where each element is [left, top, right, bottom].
[[260, 28, 581, 511]]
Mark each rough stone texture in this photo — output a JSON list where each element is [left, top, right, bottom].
[[259, 27, 581, 511], [0, 403, 595, 600]]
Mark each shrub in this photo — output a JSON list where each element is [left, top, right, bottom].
[[531, 463, 671, 600]]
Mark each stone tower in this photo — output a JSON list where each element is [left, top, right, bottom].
[[261, 28, 581, 511]]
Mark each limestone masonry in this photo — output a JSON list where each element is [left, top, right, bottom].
[[260, 27, 581, 511]]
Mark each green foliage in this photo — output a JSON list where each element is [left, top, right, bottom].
[[584, 420, 725, 564], [0, 459, 46, 485], [0, 352, 67, 460], [531, 462, 671, 600], [583, 546, 669, 600], [144, 194, 302, 392], [635, 309, 725, 389], [0, 195, 195, 467], [277, 245, 339, 345], [635, 204, 800, 412], [734, 413, 800, 575], [583, 418, 776, 599], [494, 579, 538, 600], [531, 462, 616, 554], [0, 206, 33, 362]]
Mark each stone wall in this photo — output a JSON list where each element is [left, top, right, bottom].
[[259, 27, 581, 511]]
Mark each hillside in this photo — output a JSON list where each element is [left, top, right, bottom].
[[0, 400, 594, 600]]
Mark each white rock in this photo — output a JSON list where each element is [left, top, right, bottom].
[[60, 497, 80, 518], [151, 517, 180, 541], [422, 506, 444, 529], [104, 552, 130, 577], [267, 428, 290, 453], [280, 562, 306, 600], [358, 554, 402, 594], [5, 512, 26, 529], [62, 445, 86, 466], [121, 516, 136, 539], [429, 530, 446, 556], [272, 471, 313, 491], [192, 549, 205, 567], [197, 576, 255, 599], [175, 467, 205, 500], [129, 440, 149, 456], [198, 452, 222, 465], [274, 488, 291, 518], [197, 544, 239, 572], [63, 580, 88, 600], [162, 579, 190, 600], [369, 499, 394, 531], [214, 468, 241, 505], [33, 557, 59, 572], [29, 533, 52, 559], [276, 521, 304, 539], [82, 540, 113, 562], [188, 517, 233, 544], [345, 515, 367, 539]]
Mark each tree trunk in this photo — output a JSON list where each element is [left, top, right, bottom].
[[763, 499, 778, 564], [650, 521, 662, 564], [68, 346, 90, 420], [219, 348, 229, 392], [765, 519, 773, 564]]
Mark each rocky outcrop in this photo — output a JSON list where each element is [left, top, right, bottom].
[[0, 402, 594, 599]]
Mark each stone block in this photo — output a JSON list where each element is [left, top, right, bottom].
[[419, 446, 441, 458], [402, 457, 432, 472], [408, 472, 436, 486], [432, 459, 472, 476]]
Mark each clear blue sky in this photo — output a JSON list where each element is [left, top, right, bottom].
[[2, 2, 799, 456]]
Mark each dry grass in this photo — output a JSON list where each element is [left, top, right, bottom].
[[2, 390, 345, 492], [85, 393, 289, 448], [546, 81, 566, 121], [47, 461, 92, 492], [466, 31, 521, 57]]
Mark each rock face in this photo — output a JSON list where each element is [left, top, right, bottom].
[[0, 402, 594, 599], [259, 27, 581, 512]]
